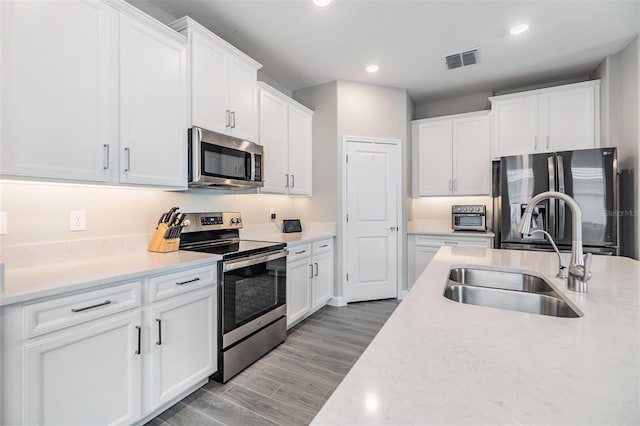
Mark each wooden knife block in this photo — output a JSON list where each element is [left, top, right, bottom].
[[148, 223, 180, 253]]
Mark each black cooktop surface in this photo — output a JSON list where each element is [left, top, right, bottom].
[[181, 239, 286, 260]]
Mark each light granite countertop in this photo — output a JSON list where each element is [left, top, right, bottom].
[[250, 230, 336, 246], [312, 246, 640, 425], [0, 250, 221, 307]]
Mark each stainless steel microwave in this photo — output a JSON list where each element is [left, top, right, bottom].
[[188, 127, 264, 189]]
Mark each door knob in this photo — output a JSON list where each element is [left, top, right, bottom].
[[386, 226, 397, 231]]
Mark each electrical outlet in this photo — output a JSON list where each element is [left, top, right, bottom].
[[269, 208, 276, 220], [70, 210, 86, 231], [0, 212, 7, 235]]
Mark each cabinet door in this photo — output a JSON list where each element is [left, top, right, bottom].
[[412, 246, 439, 287], [286, 255, 312, 328], [493, 97, 538, 157], [149, 287, 216, 410], [539, 86, 596, 152], [228, 56, 258, 142], [259, 89, 289, 194], [453, 115, 491, 195], [312, 249, 333, 310], [190, 31, 229, 134], [417, 121, 453, 196], [287, 105, 313, 196], [23, 310, 142, 425], [119, 15, 187, 188], [0, 0, 116, 182]]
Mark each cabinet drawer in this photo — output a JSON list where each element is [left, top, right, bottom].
[[148, 265, 216, 302], [415, 235, 492, 248], [312, 239, 333, 254], [287, 244, 312, 263], [23, 281, 142, 339]]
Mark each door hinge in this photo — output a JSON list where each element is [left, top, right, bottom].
[[346, 214, 349, 222], [346, 273, 349, 281], [346, 155, 349, 163]]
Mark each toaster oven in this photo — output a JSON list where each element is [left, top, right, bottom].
[[452, 205, 487, 231]]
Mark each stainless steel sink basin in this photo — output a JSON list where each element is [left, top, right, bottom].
[[448, 267, 555, 294], [444, 266, 582, 318]]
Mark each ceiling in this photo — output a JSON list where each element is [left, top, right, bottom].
[[132, 0, 640, 104]]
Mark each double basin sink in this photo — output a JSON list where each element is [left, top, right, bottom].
[[444, 266, 582, 318]]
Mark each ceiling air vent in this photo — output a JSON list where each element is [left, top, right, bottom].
[[444, 49, 479, 70]]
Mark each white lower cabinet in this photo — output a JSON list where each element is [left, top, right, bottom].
[[1, 263, 218, 426], [148, 287, 216, 409], [408, 234, 493, 287], [23, 310, 143, 426], [286, 238, 334, 328]]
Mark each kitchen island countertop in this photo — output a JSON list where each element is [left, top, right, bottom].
[[312, 246, 640, 425]]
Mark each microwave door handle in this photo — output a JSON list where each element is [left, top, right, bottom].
[[250, 153, 256, 181]]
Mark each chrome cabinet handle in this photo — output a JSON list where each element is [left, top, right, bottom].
[[103, 144, 110, 170], [453, 179, 458, 191], [285, 174, 289, 188], [135, 325, 141, 355], [226, 110, 231, 128], [309, 264, 313, 278], [546, 136, 550, 149], [124, 147, 131, 172], [291, 174, 295, 188], [71, 300, 111, 313], [319, 244, 329, 248], [295, 249, 307, 255], [176, 277, 200, 286], [448, 179, 452, 191], [314, 262, 318, 276], [534, 136, 538, 150], [231, 111, 236, 128], [156, 319, 162, 346], [444, 241, 459, 245]]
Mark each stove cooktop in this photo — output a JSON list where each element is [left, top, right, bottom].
[[180, 240, 286, 260]]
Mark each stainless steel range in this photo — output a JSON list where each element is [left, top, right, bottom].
[[179, 212, 287, 383]]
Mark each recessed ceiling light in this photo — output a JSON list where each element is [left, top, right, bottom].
[[313, 0, 331, 6], [366, 64, 379, 73], [510, 24, 529, 35]]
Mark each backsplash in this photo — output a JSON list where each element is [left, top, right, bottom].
[[0, 180, 306, 249]]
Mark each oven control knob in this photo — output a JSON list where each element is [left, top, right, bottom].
[[230, 218, 238, 224], [462, 207, 468, 212]]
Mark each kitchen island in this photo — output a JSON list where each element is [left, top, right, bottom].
[[312, 246, 640, 425]]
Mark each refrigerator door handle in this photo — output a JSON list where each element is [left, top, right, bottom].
[[557, 155, 566, 240], [547, 155, 556, 237]]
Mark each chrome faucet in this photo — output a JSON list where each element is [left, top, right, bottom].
[[517, 191, 592, 292], [528, 229, 567, 279]]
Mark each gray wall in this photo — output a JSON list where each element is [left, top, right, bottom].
[[413, 91, 491, 120]]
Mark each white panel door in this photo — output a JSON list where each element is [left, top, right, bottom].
[[119, 14, 187, 187], [493, 97, 538, 156], [287, 105, 313, 196], [190, 31, 228, 134], [23, 310, 142, 425], [227, 57, 258, 142], [540, 87, 596, 152], [453, 115, 491, 195], [346, 141, 400, 302], [312, 249, 333, 310], [149, 287, 216, 410], [259, 89, 289, 194], [0, 0, 116, 182], [417, 121, 453, 196]]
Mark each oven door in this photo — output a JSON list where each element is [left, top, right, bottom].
[[453, 213, 486, 230], [221, 249, 287, 348]]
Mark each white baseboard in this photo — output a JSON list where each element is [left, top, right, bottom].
[[398, 290, 408, 300], [328, 296, 347, 307]]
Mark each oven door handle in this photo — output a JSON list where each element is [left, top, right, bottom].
[[222, 249, 288, 272]]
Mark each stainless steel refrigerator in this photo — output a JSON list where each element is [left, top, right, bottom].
[[495, 147, 618, 255]]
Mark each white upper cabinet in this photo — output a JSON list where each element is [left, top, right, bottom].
[[258, 82, 313, 196], [0, 0, 189, 188], [172, 17, 262, 143], [413, 111, 491, 197], [0, 0, 117, 182], [119, 12, 187, 188], [490, 80, 599, 158]]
